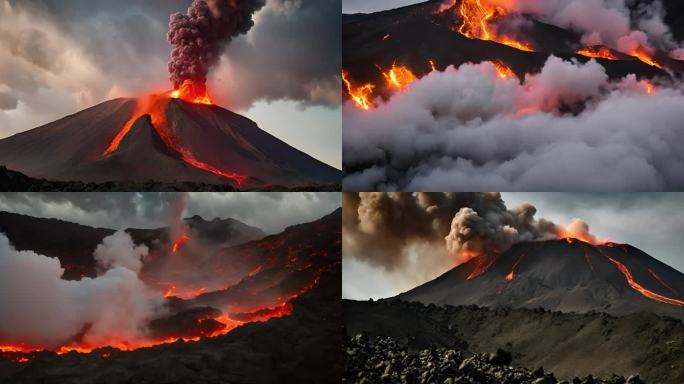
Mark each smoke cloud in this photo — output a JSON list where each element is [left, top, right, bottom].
[[487, 0, 680, 53], [343, 193, 591, 275], [0, 233, 164, 349], [343, 56, 684, 191], [94, 231, 149, 274], [167, 0, 267, 91]]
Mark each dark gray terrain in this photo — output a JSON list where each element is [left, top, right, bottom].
[[345, 299, 684, 384]]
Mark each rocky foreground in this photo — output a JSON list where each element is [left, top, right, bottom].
[[344, 333, 646, 384], [0, 166, 340, 192]]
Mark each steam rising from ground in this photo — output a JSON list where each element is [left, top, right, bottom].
[[94, 231, 149, 273], [0, 233, 164, 349], [343, 192, 597, 279], [343, 56, 684, 191]]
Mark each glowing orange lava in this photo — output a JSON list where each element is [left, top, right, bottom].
[[453, 0, 534, 52], [383, 34, 390, 41], [342, 70, 375, 110], [648, 268, 677, 294], [467, 253, 497, 280], [630, 47, 663, 69], [596, 247, 684, 307], [171, 80, 213, 105], [381, 63, 417, 89], [102, 93, 248, 185], [429, 60, 438, 72], [505, 252, 525, 281], [641, 80, 655, 95], [576, 47, 619, 61], [491, 60, 515, 78], [171, 233, 191, 253]]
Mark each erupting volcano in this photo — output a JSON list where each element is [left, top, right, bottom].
[[399, 238, 684, 319], [0, 0, 341, 190]]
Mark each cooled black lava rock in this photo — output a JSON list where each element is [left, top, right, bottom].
[[344, 334, 645, 384]]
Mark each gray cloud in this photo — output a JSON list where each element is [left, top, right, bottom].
[[0, 192, 341, 234], [342, 0, 421, 14]]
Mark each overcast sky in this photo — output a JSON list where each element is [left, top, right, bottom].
[[0, 0, 341, 168], [342, 0, 421, 14], [343, 193, 684, 300], [0, 192, 341, 234]]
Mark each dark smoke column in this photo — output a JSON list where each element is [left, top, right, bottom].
[[167, 0, 266, 99]]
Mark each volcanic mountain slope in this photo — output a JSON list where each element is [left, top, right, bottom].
[[0, 209, 342, 383], [0, 211, 265, 280], [0, 97, 341, 189], [343, 0, 680, 101], [344, 299, 684, 383], [0, 269, 342, 384], [398, 239, 684, 319]]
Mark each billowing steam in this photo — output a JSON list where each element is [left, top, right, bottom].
[[484, 0, 681, 54], [167, 0, 267, 91], [343, 192, 597, 275], [0, 233, 164, 350], [343, 56, 684, 191], [94, 231, 149, 273]]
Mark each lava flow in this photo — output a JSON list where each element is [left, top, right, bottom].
[[630, 47, 663, 69], [576, 47, 620, 61], [447, 0, 534, 52], [596, 245, 684, 307], [505, 252, 526, 281], [342, 70, 375, 110], [171, 233, 191, 253], [381, 63, 417, 89], [101, 93, 247, 185], [492, 60, 515, 79]]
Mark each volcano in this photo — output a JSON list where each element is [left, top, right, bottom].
[[0, 96, 341, 189], [399, 239, 684, 319], [342, 0, 683, 105]]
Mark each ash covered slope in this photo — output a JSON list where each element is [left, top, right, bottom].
[[343, 0, 670, 99], [344, 299, 684, 384], [399, 239, 684, 319], [0, 97, 341, 188], [0, 211, 265, 280]]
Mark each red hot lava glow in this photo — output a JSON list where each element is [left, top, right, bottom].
[[101, 93, 248, 185], [171, 80, 213, 105], [171, 233, 191, 253]]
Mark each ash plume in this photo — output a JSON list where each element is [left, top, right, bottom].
[[0, 232, 164, 349], [343, 192, 594, 273], [167, 0, 267, 90]]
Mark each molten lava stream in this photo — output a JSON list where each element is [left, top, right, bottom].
[[467, 253, 497, 280], [381, 63, 417, 89], [102, 93, 248, 186], [630, 47, 663, 69], [171, 233, 190, 253], [505, 252, 526, 281], [491, 60, 515, 79], [576, 47, 619, 61], [171, 80, 213, 105], [595, 246, 684, 306], [342, 70, 375, 110], [453, 0, 534, 52]]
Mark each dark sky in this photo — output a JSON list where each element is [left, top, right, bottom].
[[0, 192, 341, 234], [0, 0, 341, 168], [343, 192, 684, 300]]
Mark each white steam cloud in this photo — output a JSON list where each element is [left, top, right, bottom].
[[343, 56, 684, 191], [0, 232, 164, 349], [94, 231, 149, 273]]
